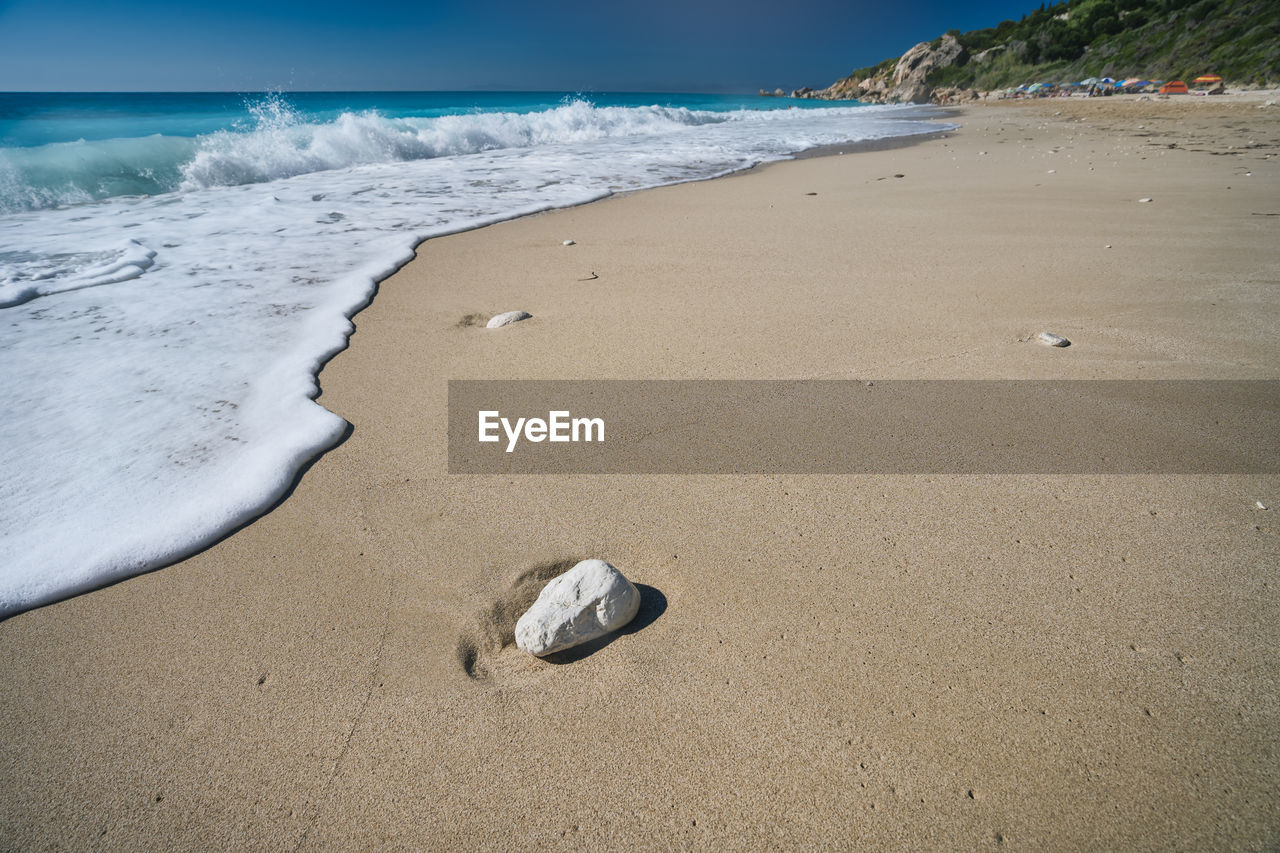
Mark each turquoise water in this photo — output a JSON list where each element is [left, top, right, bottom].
[[0, 91, 852, 209], [0, 91, 845, 146]]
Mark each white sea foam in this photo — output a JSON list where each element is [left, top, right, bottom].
[[0, 238, 157, 307], [178, 100, 734, 192], [0, 99, 951, 616]]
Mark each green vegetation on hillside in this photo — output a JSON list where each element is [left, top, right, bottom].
[[851, 0, 1278, 90]]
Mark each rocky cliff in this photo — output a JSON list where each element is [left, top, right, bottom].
[[796, 34, 973, 104], [786, 0, 1279, 101]]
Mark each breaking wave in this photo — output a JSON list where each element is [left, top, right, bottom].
[[1, 95, 739, 212]]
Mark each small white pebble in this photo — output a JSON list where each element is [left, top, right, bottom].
[[562, 239, 575, 246], [486, 310, 532, 329], [1138, 197, 1153, 203], [1036, 331, 1070, 347], [1105, 244, 1112, 249], [1047, 169, 1056, 174], [1258, 501, 1269, 510]]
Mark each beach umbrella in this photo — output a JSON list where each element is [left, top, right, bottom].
[[1080, 77, 1100, 85], [1193, 74, 1222, 84]]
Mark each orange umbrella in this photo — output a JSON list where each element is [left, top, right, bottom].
[[1194, 74, 1223, 83]]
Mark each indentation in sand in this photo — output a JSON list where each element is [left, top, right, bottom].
[[457, 558, 667, 683], [457, 558, 584, 682]]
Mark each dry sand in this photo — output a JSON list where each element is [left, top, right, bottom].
[[2, 96, 1279, 850]]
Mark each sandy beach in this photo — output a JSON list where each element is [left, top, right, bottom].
[[3, 94, 1279, 850]]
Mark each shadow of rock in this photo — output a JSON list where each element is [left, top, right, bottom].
[[542, 583, 667, 665]]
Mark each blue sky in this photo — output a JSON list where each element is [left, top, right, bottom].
[[0, 0, 1039, 92]]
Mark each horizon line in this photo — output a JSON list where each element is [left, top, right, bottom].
[[0, 87, 783, 96]]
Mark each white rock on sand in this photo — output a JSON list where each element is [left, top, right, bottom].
[[486, 310, 532, 329], [515, 559, 641, 657], [1036, 332, 1071, 347]]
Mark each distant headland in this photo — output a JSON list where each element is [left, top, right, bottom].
[[766, 0, 1278, 104]]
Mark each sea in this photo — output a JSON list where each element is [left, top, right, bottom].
[[0, 90, 951, 617]]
